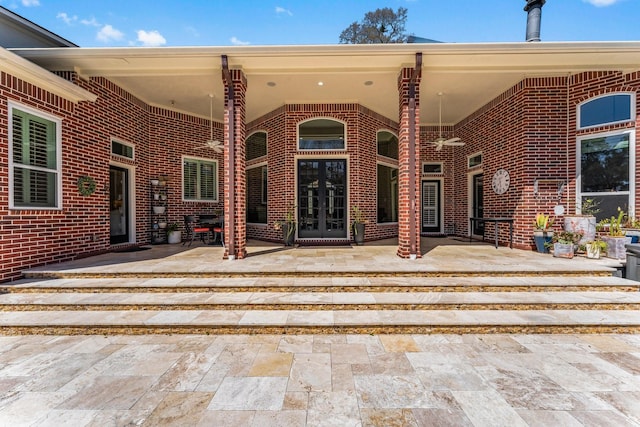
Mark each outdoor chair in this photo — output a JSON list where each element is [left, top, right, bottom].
[[183, 215, 210, 246], [212, 219, 224, 247]]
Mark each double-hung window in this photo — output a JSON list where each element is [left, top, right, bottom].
[[183, 156, 218, 202], [9, 103, 61, 209], [577, 93, 635, 220]]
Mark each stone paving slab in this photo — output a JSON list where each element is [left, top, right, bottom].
[[0, 334, 638, 425]]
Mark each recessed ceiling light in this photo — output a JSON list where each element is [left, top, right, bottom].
[[317, 81, 324, 86], [364, 80, 373, 86], [267, 81, 276, 87]]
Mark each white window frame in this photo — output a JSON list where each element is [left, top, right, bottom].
[[297, 117, 347, 151], [576, 129, 635, 217], [422, 162, 443, 175], [577, 92, 635, 130], [8, 101, 62, 210], [467, 152, 483, 169], [111, 138, 135, 160], [377, 160, 399, 224], [182, 155, 219, 202]]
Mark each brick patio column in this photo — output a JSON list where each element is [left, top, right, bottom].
[[397, 65, 422, 258], [222, 67, 247, 259]]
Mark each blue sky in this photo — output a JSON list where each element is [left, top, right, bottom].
[[2, 0, 638, 47]]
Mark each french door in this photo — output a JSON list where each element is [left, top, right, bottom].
[[298, 159, 347, 239], [422, 180, 441, 233], [110, 165, 130, 244], [472, 173, 484, 235]]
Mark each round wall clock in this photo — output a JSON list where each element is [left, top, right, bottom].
[[491, 168, 510, 194]]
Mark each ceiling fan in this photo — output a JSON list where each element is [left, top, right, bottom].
[[428, 92, 465, 151], [197, 94, 223, 153]]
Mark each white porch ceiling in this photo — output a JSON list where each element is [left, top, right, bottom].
[[12, 41, 640, 126]]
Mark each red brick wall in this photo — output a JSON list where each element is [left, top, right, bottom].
[[245, 104, 398, 243], [0, 72, 225, 282]]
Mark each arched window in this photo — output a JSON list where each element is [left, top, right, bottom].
[[246, 131, 267, 161], [578, 93, 633, 129], [298, 118, 345, 150], [377, 130, 398, 160]]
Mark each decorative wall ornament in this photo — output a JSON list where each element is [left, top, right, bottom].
[[77, 175, 97, 196]]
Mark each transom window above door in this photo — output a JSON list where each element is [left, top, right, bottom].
[[298, 118, 345, 150]]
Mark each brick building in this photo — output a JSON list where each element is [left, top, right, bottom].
[[1, 7, 639, 281]]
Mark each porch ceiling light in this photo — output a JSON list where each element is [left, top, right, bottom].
[[317, 81, 324, 86], [364, 80, 373, 86], [267, 81, 276, 87]]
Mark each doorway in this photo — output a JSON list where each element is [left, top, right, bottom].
[[110, 165, 130, 244], [472, 173, 484, 235], [298, 159, 347, 239], [421, 180, 441, 233]]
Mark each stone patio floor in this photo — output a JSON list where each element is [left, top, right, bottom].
[[0, 238, 638, 425]]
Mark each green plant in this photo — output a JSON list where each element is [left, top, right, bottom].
[[580, 198, 601, 216], [274, 205, 296, 240], [533, 213, 553, 231], [551, 231, 583, 245], [598, 207, 626, 237], [351, 206, 367, 236], [166, 222, 180, 233], [586, 239, 607, 252]]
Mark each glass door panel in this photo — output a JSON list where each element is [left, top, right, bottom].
[[110, 166, 129, 244], [298, 159, 347, 239]]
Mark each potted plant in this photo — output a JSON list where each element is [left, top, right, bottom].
[[274, 205, 296, 246], [549, 230, 582, 259], [563, 198, 599, 244], [585, 239, 607, 259], [599, 208, 631, 259], [351, 206, 366, 246], [532, 213, 554, 253], [166, 222, 181, 244]]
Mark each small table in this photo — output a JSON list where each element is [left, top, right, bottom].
[[469, 217, 514, 249]]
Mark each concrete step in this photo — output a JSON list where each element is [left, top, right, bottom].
[[0, 309, 638, 335], [1, 291, 639, 311], [2, 274, 639, 335], [4, 275, 639, 293]]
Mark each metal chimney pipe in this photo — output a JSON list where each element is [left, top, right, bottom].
[[524, 0, 545, 42]]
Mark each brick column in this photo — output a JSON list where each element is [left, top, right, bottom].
[[397, 67, 422, 258], [223, 68, 247, 259]]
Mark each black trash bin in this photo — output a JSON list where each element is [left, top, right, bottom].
[[625, 244, 640, 281]]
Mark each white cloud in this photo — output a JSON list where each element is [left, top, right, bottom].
[[21, 0, 40, 6], [56, 12, 77, 25], [583, 0, 620, 6], [81, 17, 100, 27], [275, 6, 293, 16], [230, 36, 250, 45], [96, 24, 124, 43], [137, 30, 166, 46]]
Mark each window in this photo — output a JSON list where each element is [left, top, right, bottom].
[[578, 93, 633, 129], [111, 140, 134, 159], [183, 157, 218, 201], [377, 131, 398, 159], [468, 153, 482, 168], [246, 131, 267, 161], [247, 165, 267, 224], [9, 104, 61, 209], [299, 119, 345, 150], [377, 163, 398, 223], [422, 163, 443, 174], [578, 131, 633, 220]]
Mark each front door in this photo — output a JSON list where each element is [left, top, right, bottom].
[[421, 180, 441, 233], [472, 173, 484, 235], [298, 159, 347, 239], [110, 165, 130, 244]]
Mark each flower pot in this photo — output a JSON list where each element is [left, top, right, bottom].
[[167, 231, 181, 244], [602, 236, 632, 260], [564, 216, 596, 244], [533, 231, 553, 253], [282, 223, 296, 246], [586, 245, 601, 259], [150, 179, 159, 186], [153, 206, 166, 215], [553, 242, 574, 259], [352, 222, 365, 246]]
